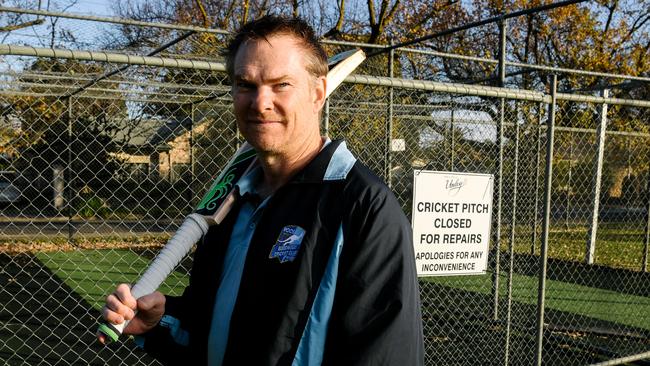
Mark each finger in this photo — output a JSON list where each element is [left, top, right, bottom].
[[104, 293, 135, 322], [114, 283, 137, 310], [101, 304, 124, 325]]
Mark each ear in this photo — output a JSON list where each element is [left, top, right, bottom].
[[312, 75, 327, 114]]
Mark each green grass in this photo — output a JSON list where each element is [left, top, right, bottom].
[[36, 249, 189, 310], [35, 248, 649, 332], [508, 222, 648, 270], [423, 272, 650, 331]]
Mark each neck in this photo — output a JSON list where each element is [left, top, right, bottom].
[[257, 136, 324, 192]]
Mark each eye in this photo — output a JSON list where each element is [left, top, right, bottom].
[[277, 82, 291, 88], [235, 80, 254, 90]]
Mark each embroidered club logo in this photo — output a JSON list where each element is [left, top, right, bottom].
[[269, 225, 306, 263]]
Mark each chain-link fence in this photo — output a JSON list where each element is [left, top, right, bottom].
[[1, 8, 649, 366]]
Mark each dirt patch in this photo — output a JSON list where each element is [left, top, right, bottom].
[[0, 234, 170, 254]]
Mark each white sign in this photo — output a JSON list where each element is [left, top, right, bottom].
[[391, 139, 406, 152], [412, 171, 494, 276]]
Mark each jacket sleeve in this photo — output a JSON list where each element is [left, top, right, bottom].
[[322, 184, 424, 366], [137, 283, 194, 364]]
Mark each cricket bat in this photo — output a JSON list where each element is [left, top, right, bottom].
[[96, 48, 366, 344]]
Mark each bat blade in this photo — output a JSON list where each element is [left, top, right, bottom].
[[326, 49, 365, 98]]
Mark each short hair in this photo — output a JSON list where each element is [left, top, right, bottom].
[[222, 15, 328, 80]]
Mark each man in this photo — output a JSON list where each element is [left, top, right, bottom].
[[101, 15, 423, 365]]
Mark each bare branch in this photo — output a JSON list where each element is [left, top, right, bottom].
[[323, 0, 345, 38], [194, 0, 209, 28], [221, 1, 237, 28], [367, 0, 378, 27], [622, 13, 650, 44], [603, 0, 617, 34], [367, 0, 400, 43], [0, 19, 45, 32], [384, 0, 400, 29], [242, 0, 250, 24]]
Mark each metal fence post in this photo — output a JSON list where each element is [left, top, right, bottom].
[[491, 17, 507, 321], [504, 104, 520, 366], [189, 103, 195, 207], [588, 350, 650, 366], [450, 108, 455, 171], [586, 89, 609, 264], [532, 103, 543, 255], [67, 96, 74, 244], [641, 169, 650, 273], [536, 74, 557, 366], [386, 43, 394, 187]]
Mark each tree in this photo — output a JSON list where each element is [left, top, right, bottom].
[[0, 57, 131, 214], [105, 0, 649, 201]]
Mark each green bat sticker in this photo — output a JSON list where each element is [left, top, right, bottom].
[[195, 148, 257, 215]]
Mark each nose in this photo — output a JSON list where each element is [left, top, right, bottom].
[[250, 86, 273, 113]]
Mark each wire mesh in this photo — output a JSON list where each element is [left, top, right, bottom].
[[1, 9, 649, 366]]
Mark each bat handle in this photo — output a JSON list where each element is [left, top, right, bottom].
[[97, 213, 210, 344]]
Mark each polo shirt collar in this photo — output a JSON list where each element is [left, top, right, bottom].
[[291, 139, 356, 183], [235, 163, 263, 196]]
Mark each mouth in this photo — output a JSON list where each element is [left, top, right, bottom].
[[247, 118, 282, 124]]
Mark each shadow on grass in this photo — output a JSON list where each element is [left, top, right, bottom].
[[0, 253, 160, 365], [512, 253, 650, 297], [419, 280, 650, 366]]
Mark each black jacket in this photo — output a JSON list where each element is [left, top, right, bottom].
[[141, 139, 424, 365]]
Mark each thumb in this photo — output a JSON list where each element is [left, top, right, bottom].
[[137, 292, 165, 312], [123, 292, 166, 335], [137, 292, 166, 325]]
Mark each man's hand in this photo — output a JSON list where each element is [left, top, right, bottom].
[[97, 283, 165, 344]]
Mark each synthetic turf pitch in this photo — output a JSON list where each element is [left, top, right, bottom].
[[2, 249, 648, 365]]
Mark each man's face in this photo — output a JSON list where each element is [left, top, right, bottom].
[[232, 34, 326, 156]]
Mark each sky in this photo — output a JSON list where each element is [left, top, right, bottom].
[[58, 0, 114, 17], [0, 1, 122, 72], [1, 0, 135, 50]]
